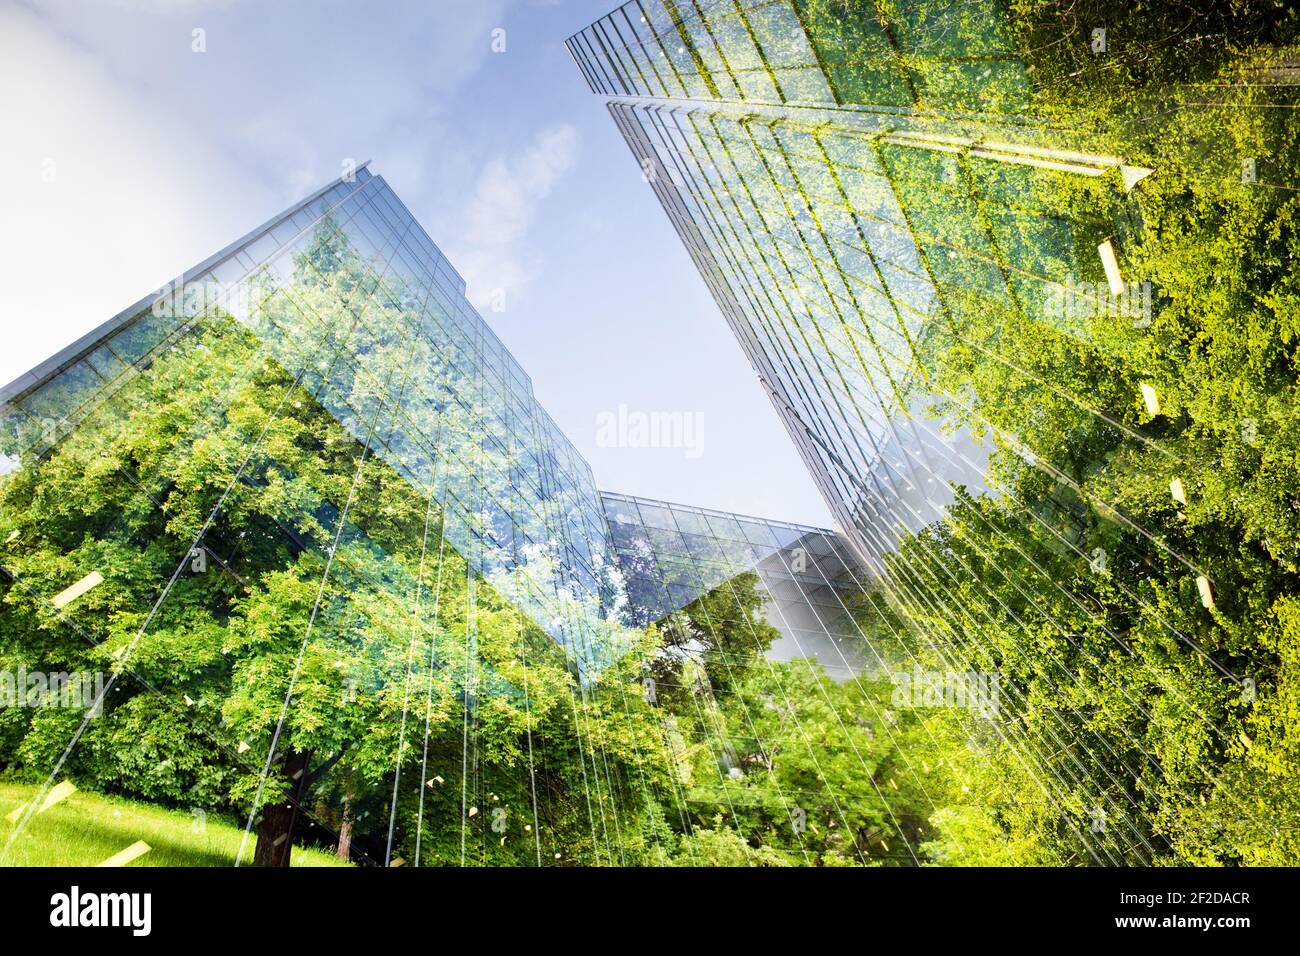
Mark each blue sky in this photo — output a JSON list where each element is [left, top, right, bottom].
[[0, 0, 832, 527]]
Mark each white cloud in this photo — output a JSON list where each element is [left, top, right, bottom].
[[25, 0, 508, 197], [0, 1, 276, 388], [451, 124, 579, 311], [0, 0, 511, 388]]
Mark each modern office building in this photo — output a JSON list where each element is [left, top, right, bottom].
[[566, 0, 1163, 569], [603, 491, 876, 679], [569, 0, 1300, 864], [0, 163, 624, 676]]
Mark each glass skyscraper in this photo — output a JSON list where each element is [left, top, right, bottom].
[[0, 162, 648, 864], [1, 164, 627, 674], [571, 0, 1300, 864], [567, 0, 1163, 567]]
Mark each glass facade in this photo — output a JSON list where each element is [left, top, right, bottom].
[[569, 1, 1161, 566], [0, 165, 656, 866], [0, 165, 617, 675], [1, 0, 1294, 866], [573, 0, 1300, 864], [602, 491, 875, 679], [598, 491, 917, 861], [568, 0, 1032, 110]]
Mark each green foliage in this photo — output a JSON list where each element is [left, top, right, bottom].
[[844, 9, 1300, 864]]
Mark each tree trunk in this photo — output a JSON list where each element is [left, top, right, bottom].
[[337, 797, 353, 862], [253, 748, 308, 867]]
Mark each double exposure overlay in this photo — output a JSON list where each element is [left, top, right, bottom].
[[569, 0, 1300, 863], [0, 0, 1297, 870], [0, 165, 641, 865]]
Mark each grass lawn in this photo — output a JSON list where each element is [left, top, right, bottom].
[[0, 781, 350, 867]]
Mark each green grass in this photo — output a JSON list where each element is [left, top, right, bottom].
[[0, 782, 350, 867]]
